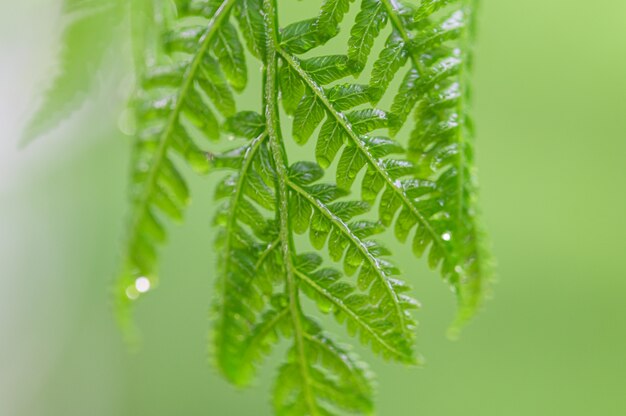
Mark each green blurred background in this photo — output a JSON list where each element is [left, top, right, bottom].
[[2, 1, 626, 415]]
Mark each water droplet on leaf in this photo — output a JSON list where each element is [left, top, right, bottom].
[[135, 276, 151, 293]]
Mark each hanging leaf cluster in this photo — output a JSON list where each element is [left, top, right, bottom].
[[25, 0, 493, 414]]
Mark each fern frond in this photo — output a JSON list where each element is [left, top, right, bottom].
[[211, 126, 281, 385], [274, 318, 374, 416], [240, 5, 380, 414], [234, 301, 290, 383], [287, 171, 418, 362], [278, 46, 455, 286], [379, 0, 493, 326], [116, 0, 243, 330], [295, 253, 418, 363], [298, 0, 491, 325], [123, 0, 488, 409], [29, 0, 493, 412]]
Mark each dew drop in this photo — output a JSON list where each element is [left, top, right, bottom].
[[442, 232, 452, 241], [135, 276, 151, 293], [126, 286, 139, 300]]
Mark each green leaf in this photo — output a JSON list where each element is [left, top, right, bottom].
[[369, 31, 408, 102], [326, 83, 371, 111], [414, 0, 456, 21], [281, 19, 324, 54], [273, 320, 374, 416], [213, 22, 248, 91], [212, 134, 279, 385], [347, 0, 388, 73], [22, 0, 124, 144], [411, 10, 466, 51], [316, 119, 348, 169], [317, 0, 355, 39], [347, 108, 390, 134], [337, 144, 367, 190], [224, 111, 265, 138], [289, 162, 325, 186], [287, 175, 418, 363], [235, 0, 267, 60], [293, 94, 326, 144], [390, 69, 421, 135], [197, 55, 237, 117], [277, 23, 490, 337], [279, 64, 306, 115], [116, 0, 241, 333], [300, 55, 351, 85]]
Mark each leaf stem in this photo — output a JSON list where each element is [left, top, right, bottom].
[[263, 0, 318, 413]]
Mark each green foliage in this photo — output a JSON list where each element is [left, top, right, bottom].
[[115, 0, 243, 330], [21, 0, 124, 144], [27, 0, 493, 413]]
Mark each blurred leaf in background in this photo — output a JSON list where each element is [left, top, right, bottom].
[[20, 0, 124, 145]]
